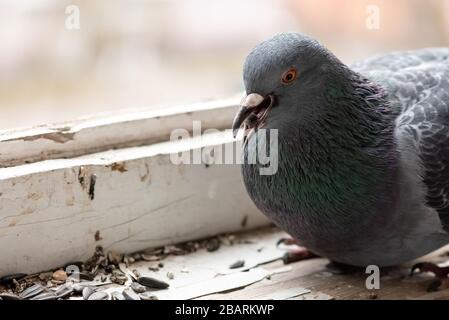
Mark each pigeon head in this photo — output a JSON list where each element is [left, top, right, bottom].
[[232, 32, 348, 138]]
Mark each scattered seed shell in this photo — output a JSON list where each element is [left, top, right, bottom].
[[55, 285, 74, 299], [141, 254, 160, 262], [20, 284, 45, 299], [137, 276, 169, 289], [82, 286, 96, 300], [229, 260, 245, 269], [206, 238, 220, 252], [139, 292, 159, 300], [88, 291, 109, 300], [123, 288, 141, 300], [107, 251, 124, 265], [131, 282, 147, 293], [52, 269, 68, 282], [111, 291, 126, 300], [38, 272, 53, 281], [0, 293, 21, 300], [0, 273, 27, 285], [30, 291, 58, 301], [132, 269, 141, 278]]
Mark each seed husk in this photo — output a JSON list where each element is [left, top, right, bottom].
[[0, 293, 21, 300], [82, 286, 96, 300], [111, 291, 126, 300], [52, 269, 68, 282], [20, 284, 45, 299], [141, 254, 160, 262], [0, 273, 27, 285], [139, 292, 159, 300], [72, 283, 86, 293], [88, 291, 109, 300], [206, 238, 221, 252], [229, 260, 245, 269], [130, 282, 146, 293], [107, 251, 124, 265], [123, 288, 141, 300], [110, 269, 128, 285], [30, 291, 58, 300], [79, 271, 95, 281], [132, 269, 141, 278], [131, 253, 142, 261], [55, 285, 74, 299], [137, 276, 169, 289]]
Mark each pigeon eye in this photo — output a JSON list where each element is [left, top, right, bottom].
[[281, 68, 297, 84]]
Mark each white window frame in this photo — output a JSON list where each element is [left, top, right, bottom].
[[0, 97, 269, 276]]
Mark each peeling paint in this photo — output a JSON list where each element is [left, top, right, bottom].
[[108, 162, 127, 173], [140, 163, 151, 183], [78, 166, 88, 190], [94, 230, 102, 241], [21, 132, 75, 144], [88, 174, 96, 200]]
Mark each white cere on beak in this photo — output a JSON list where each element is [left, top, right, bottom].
[[242, 93, 265, 108]]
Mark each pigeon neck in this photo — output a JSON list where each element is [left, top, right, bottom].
[[243, 73, 399, 218]]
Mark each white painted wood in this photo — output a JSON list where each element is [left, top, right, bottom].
[[0, 130, 268, 276], [0, 97, 241, 167]]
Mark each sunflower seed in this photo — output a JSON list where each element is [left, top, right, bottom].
[[141, 254, 160, 262], [52, 269, 68, 281], [111, 291, 126, 300], [123, 288, 141, 300], [30, 291, 58, 300], [105, 264, 115, 273], [132, 269, 140, 278], [110, 269, 128, 285], [55, 284, 74, 299], [229, 260, 245, 269], [20, 284, 45, 299], [130, 282, 146, 293], [88, 291, 109, 300], [107, 251, 123, 265], [166, 272, 174, 280], [118, 263, 135, 281], [82, 286, 96, 300], [0, 273, 27, 285], [79, 271, 95, 281], [125, 256, 135, 264], [139, 292, 159, 300], [38, 272, 53, 281], [137, 276, 169, 289], [206, 238, 220, 252], [0, 293, 21, 300], [132, 253, 142, 261]]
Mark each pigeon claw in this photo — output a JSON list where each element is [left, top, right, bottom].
[[282, 248, 319, 265], [410, 262, 449, 292], [276, 237, 299, 247]]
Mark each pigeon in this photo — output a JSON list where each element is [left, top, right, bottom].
[[232, 33, 449, 281]]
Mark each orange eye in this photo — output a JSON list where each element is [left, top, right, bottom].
[[281, 68, 297, 84]]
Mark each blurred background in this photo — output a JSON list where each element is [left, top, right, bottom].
[[0, 0, 448, 129]]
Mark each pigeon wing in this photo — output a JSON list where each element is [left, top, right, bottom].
[[354, 48, 449, 232]]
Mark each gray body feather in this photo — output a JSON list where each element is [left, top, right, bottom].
[[241, 34, 449, 267]]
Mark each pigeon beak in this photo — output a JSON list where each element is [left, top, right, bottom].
[[232, 93, 267, 138]]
